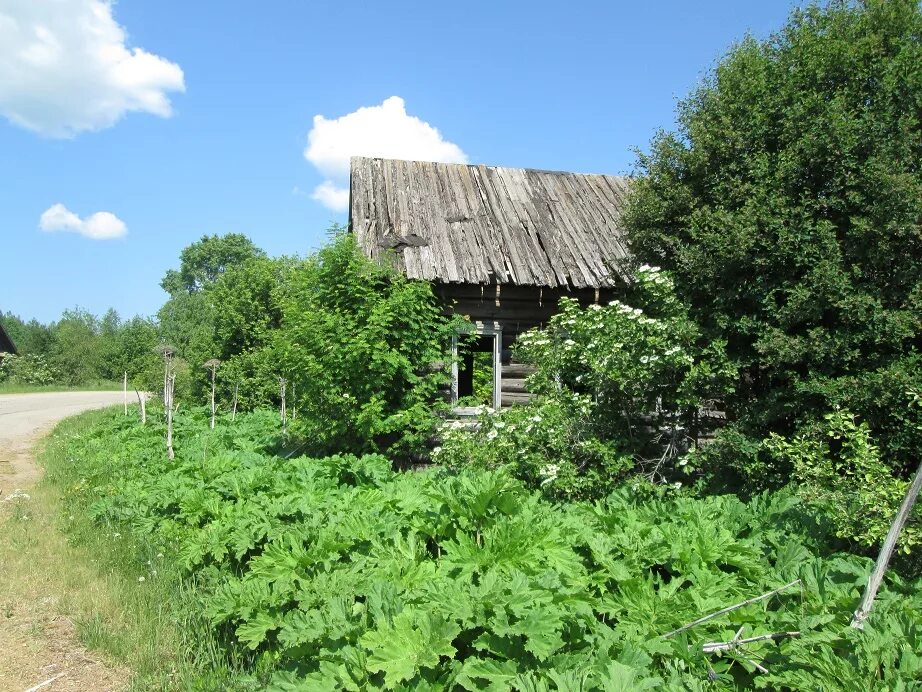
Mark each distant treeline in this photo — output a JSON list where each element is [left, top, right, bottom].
[[0, 232, 272, 393], [0, 308, 160, 388]]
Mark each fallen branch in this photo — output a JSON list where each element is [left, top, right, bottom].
[[739, 655, 769, 675], [134, 389, 146, 424], [662, 579, 802, 638], [851, 456, 922, 629], [702, 631, 801, 652], [24, 672, 66, 692]]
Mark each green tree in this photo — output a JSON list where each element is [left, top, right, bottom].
[[50, 308, 103, 385], [101, 315, 161, 387], [276, 232, 455, 457], [158, 233, 267, 399], [207, 254, 294, 409], [625, 0, 922, 476], [160, 233, 265, 295], [0, 312, 54, 355]]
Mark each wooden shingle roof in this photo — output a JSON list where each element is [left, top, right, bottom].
[[349, 156, 632, 289]]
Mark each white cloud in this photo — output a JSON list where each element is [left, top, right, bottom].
[[39, 203, 127, 239], [0, 0, 185, 137], [304, 96, 467, 211], [310, 181, 349, 212]]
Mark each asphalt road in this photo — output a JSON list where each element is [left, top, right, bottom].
[[0, 391, 128, 494]]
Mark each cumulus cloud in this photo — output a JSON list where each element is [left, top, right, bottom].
[[0, 0, 185, 137], [310, 181, 350, 212], [304, 96, 467, 211], [39, 203, 127, 239]]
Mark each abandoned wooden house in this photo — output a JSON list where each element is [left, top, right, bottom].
[[349, 156, 632, 409]]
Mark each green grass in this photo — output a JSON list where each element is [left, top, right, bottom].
[[0, 408, 250, 691], [0, 380, 121, 394]]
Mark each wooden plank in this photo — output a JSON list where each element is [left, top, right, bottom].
[[566, 173, 627, 285], [501, 378, 529, 394], [501, 392, 533, 406], [537, 172, 596, 287], [527, 170, 590, 287], [442, 163, 489, 284], [502, 363, 537, 379], [348, 157, 633, 290]]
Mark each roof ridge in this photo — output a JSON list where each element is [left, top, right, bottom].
[[349, 155, 629, 180]]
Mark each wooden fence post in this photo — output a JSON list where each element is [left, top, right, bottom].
[[279, 377, 287, 430], [166, 373, 175, 461], [203, 359, 221, 430]]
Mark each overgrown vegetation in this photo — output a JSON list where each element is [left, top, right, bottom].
[[0, 411, 245, 691], [8, 1, 922, 689], [438, 265, 735, 499], [0, 309, 158, 390], [624, 0, 922, 482], [51, 407, 922, 689]]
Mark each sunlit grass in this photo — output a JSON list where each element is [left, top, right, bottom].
[[0, 410, 247, 691]]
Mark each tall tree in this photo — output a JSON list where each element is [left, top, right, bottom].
[[159, 233, 267, 399], [160, 233, 265, 295], [0, 312, 54, 355], [50, 308, 102, 385], [625, 0, 922, 474]]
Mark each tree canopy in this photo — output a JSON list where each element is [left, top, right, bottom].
[[160, 233, 265, 296], [625, 0, 922, 475]]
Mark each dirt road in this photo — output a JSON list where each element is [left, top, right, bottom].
[[0, 391, 130, 692], [0, 391, 127, 495]]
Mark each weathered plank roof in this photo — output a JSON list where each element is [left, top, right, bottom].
[[349, 156, 632, 289]]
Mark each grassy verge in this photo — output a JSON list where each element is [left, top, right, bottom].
[[0, 381, 122, 394], [0, 409, 243, 691]]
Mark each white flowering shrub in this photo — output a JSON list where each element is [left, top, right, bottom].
[[0, 352, 62, 385], [437, 391, 636, 500], [438, 266, 735, 498]]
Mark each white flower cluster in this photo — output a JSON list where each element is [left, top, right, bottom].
[[638, 263, 673, 287], [539, 463, 560, 486]]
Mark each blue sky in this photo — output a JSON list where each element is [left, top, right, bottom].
[[1, 0, 797, 322]]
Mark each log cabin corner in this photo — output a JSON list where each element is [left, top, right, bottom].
[[349, 156, 632, 410]]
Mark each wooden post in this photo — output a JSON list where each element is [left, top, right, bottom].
[[203, 359, 221, 430], [492, 329, 502, 410], [279, 377, 287, 430], [851, 457, 922, 628], [231, 383, 238, 421], [155, 345, 176, 458], [163, 355, 169, 410], [450, 334, 459, 404], [123, 371, 128, 415], [156, 345, 175, 413], [166, 373, 175, 461]]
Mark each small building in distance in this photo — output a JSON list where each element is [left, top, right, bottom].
[[0, 317, 17, 356], [349, 156, 632, 409]]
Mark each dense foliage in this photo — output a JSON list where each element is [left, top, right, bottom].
[[0, 308, 159, 388], [438, 266, 734, 499], [276, 233, 456, 456], [624, 0, 922, 478], [54, 408, 922, 690]]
